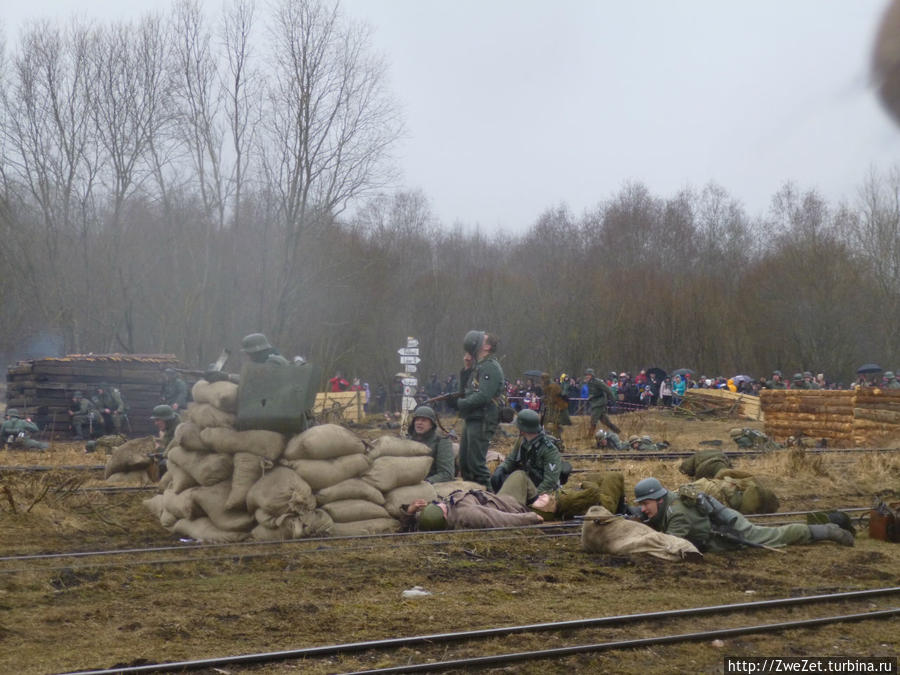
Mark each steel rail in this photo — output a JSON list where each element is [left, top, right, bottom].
[[63, 588, 900, 675], [563, 447, 900, 461], [0, 464, 105, 472]]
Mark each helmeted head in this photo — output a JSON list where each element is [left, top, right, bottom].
[[463, 330, 485, 357], [628, 435, 640, 444], [413, 406, 437, 425], [515, 409, 541, 434], [418, 503, 448, 531], [164, 367, 176, 378], [634, 477, 668, 503], [772, 370, 782, 378], [584, 367, 595, 378], [96, 383, 108, 392], [886, 371, 896, 380], [6, 409, 20, 418], [150, 404, 176, 421], [73, 391, 83, 399], [241, 333, 273, 354], [792, 372, 804, 382]]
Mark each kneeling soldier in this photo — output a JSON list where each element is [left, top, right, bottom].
[[633, 477, 853, 552]]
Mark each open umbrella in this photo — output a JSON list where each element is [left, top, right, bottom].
[[522, 369, 544, 378], [857, 363, 883, 374], [672, 368, 695, 377], [732, 374, 753, 384], [646, 366, 667, 381]]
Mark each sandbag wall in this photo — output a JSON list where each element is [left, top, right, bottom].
[[143, 379, 437, 543], [761, 389, 900, 446], [5, 354, 192, 436]]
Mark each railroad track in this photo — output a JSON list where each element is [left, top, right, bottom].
[[65, 587, 900, 674], [563, 446, 900, 462]]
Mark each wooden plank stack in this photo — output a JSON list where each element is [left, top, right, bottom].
[[5, 354, 193, 437], [761, 388, 900, 446], [681, 388, 763, 421]]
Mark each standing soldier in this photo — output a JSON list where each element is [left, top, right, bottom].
[[765, 370, 786, 389], [539, 372, 570, 449], [160, 368, 189, 411], [584, 368, 620, 435], [456, 330, 504, 487], [884, 371, 900, 389], [94, 383, 127, 434], [1, 409, 49, 451], [68, 391, 99, 440]]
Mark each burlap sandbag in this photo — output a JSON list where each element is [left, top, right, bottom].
[[365, 436, 432, 461], [162, 487, 202, 520], [104, 437, 155, 479], [144, 495, 178, 529], [322, 499, 392, 523], [251, 521, 290, 541], [557, 472, 624, 519], [581, 506, 702, 561], [171, 517, 249, 543], [432, 480, 484, 499], [246, 466, 316, 516], [383, 482, 438, 519], [158, 471, 173, 490], [283, 424, 365, 460], [191, 380, 239, 413], [166, 462, 198, 493], [192, 481, 255, 532], [315, 478, 385, 506], [199, 427, 285, 461], [282, 454, 371, 492], [287, 509, 334, 538], [167, 445, 233, 486], [185, 403, 236, 429], [226, 453, 270, 510], [174, 422, 206, 452], [362, 456, 433, 493], [106, 469, 153, 485], [330, 518, 400, 536]]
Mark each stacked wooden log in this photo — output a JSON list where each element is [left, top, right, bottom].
[[5, 354, 194, 437], [761, 389, 900, 446], [680, 388, 762, 421]]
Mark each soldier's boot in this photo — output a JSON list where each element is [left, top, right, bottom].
[[808, 523, 854, 547]]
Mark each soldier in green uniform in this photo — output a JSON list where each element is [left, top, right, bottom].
[[803, 371, 819, 390], [490, 409, 561, 508], [764, 370, 786, 389], [884, 371, 900, 389], [241, 333, 289, 365], [729, 427, 781, 451], [68, 391, 100, 440], [93, 383, 127, 434], [584, 368, 620, 434], [150, 404, 180, 455], [407, 406, 455, 484], [628, 435, 669, 452], [1, 409, 48, 451], [539, 372, 570, 450], [595, 427, 626, 450], [790, 372, 809, 389], [160, 368, 189, 411], [456, 330, 504, 487], [634, 477, 854, 552]]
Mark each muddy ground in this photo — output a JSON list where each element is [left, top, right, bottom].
[[1, 409, 898, 674]]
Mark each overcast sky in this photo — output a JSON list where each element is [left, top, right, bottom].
[[4, 0, 899, 233]]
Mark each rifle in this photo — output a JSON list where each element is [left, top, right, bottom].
[[710, 527, 786, 553], [422, 392, 461, 406]]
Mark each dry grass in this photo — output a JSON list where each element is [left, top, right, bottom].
[[1, 411, 899, 673]]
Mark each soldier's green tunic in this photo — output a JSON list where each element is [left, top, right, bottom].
[[160, 375, 189, 409], [646, 491, 811, 552], [94, 388, 126, 433], [69, 396, 99, 440], [414, 427, 456, 484], [495, 431, 561, 505], [586, 377, 619, 432], [1, 415, 48, 450], [456, 354, 504, 486], [764, 379, 786, 389], [886, 378, 900, 390]]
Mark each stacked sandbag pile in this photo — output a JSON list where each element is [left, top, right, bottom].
[[852, 389, 900, 446], [144, 379, 435, 541], [761, 390, 854, 445]]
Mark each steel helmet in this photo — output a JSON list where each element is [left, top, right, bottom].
[[634, 477, 667, 502], [241, 333, 273, 353], [463, 330, 485, 356], [515, 409, 541, 433], [886, 371, 896, 379], [418, 503, 448, 531], [584, 368, 595, 376], [150, 404, 176, 421], [6, 409, 20, 418], [412, 406, 437, 424]]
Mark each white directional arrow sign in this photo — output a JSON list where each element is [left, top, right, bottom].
[[401, 377, 418, 386], [404, 365, 418, 373], [406, 338, 419, 348], [397, 347, 419, 356], [400, 356, 421, 365]]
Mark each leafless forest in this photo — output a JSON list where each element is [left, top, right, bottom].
[[2, 0, 900, 388]]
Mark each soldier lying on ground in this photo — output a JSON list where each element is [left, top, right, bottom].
[[627, 435, 669, 452], [400, 489, 544, 531], [633, 477, 854, 552], [687, 470, 780, 514], [729, 427, 781, 451], [679, 449, 732, 479], [1, 409, 48, 451], [595, 428, 626, 450]]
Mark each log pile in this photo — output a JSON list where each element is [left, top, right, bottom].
[[761, 389, 900, 446], [679, 388, 762, 421], [5, 354, 194, 437]]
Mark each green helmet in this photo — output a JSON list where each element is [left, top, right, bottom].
[[241, 333, 273, 354], [418, 503, 447, 531], [73, 390, 83, 399], [634, 477, 667, 502], [886, 371, 896, 379], [6, 409, 20, 418], [150, 404, 176, 421], [463, 330, 485, 357], [792, 372, 804, 381], [516, 409, 541, 433], [412, 406, 437, 424], [584, 368, 595, 376]]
